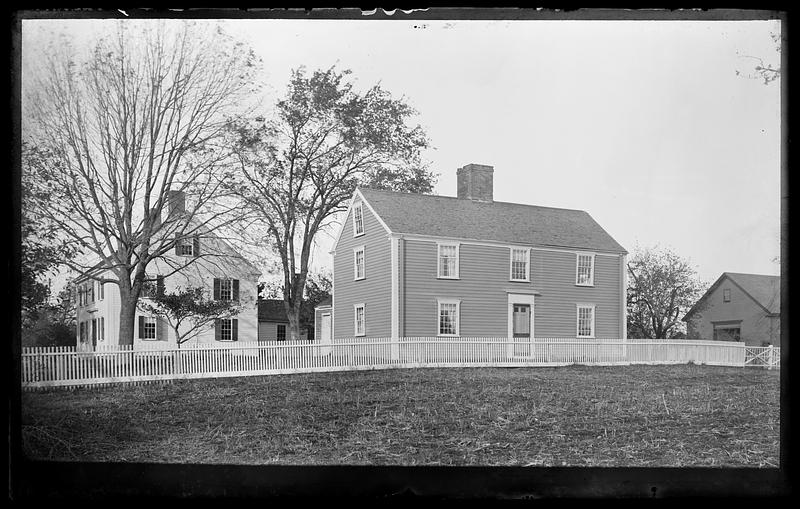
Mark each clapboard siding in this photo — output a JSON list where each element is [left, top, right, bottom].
[[402, 240, 623, 338], [333, 201, 392, 339]]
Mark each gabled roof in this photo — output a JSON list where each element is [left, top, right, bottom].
[[356, 188, 627, 254], [683, 272, 781, 320], [258, 299, 289, 322]]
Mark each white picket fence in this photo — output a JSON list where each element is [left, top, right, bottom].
[[20, 337, 768, 390], [744, 345, 781, 369]]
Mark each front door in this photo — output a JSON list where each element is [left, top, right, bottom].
[[513, 304, 531, 356]]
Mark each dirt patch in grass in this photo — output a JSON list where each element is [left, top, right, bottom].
[[20, 364, 780, 466]]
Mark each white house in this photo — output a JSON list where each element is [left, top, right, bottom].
[[75, 191, 261, 350]]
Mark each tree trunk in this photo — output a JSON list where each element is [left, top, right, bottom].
[[286, 305, 302, 341], [118, 294, 138, 346]]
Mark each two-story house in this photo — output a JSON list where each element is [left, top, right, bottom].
[[683, 272, 780, 347], [328, 163, 627, 349], [75, 190, 261, 350]]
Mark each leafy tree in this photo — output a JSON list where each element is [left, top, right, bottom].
[[21, 144, 77, 327], [627, 246, 705, 339], [225, 66, 436, 340], [23, 20, 260, 346], [137, 286, 244, 348], [300, 271, 332, 340]]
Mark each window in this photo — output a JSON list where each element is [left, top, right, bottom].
[[89, 282, 95, 303], [510, 248, 530, 281], [100, 317, 105, 341], [175, 234, 200, 257], [214, 278, 239, 301], [141, 316, 157, 340], [97, 280, 104, 300], [354, 304, 366, 336], [353, 201, 365, 236], [437, 299, 460, 336], [142, 275, 164, 298], [576, 253, 595, 286], [91, 319, 97, 343], [277, 324, 286, 342], [215, 318, 238, 341], [723, 288, 731, 302], [79, 321, 86, 343], [714, 326, 741, 342], [576, 304, 595, 338], [354, 246, 365, 280], [438, 243, 459, 279]]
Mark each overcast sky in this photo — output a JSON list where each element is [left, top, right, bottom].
[[23, 15, 782, 287]]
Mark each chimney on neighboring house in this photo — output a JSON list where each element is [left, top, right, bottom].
[[456, 163, 494, 203], [168, 189, 186, 218]]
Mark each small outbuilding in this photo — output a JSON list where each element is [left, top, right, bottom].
[[683, 272, 780, 347], [257, 299, 308, 342]]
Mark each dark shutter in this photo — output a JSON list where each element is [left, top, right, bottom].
[[138, 316, 145, 339], [213, 278, 220, 300], [232, 319, 238, 341], [214, 319, 221, 341], [157, 276, 165, 297], [175, 233, 181, 256], [157, 317, 166, 341], [193, 235, 200, 257], [233, 280, 240, 301]]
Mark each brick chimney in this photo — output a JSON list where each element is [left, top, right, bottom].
[[456, 163, 494, 203], [168, 189, 186, 218]]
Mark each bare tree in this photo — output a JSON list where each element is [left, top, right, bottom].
[[23, 20, 260, 345], [736, 30, 781, 85], [224, 67, 437, 340], [627, 245, 705, 339]]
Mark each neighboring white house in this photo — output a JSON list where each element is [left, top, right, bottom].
[[75, 191, 261, 350]]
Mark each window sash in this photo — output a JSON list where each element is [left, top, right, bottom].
[[438, 244, 458, 278], [438, 302, 459, 336], [576, 254, 594, 285], [219, 319, 233, 341], [142, 317, 157, 340], [576, 306, 594, 337], [510, 248, 529, 281], [354, 305, 365, 336], [177, 240, 194, 256], [219, 279, 233, 301], [353, 203, 364, 236], [354, 247, 365, 280], [277, 324, 286, 341]]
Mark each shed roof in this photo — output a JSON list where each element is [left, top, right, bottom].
[[257, 299, 289, 323], [357, 188, 626, 254]]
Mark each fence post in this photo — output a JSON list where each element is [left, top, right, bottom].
[[768, 345, 774, 370]]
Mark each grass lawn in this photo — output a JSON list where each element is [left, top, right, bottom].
[[20, 364, 780, 467]]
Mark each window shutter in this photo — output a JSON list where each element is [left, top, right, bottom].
[[157, 276, 165, 297], [193, 235, 200, 257], [175, 233, 181, 256], [214, 319, 221, 341], [213, 278, 221, 300], [138, 316, 145, 339], [232, 319, 238, 341], [157, 317, 167, 341], [233, 280, 240, 301]]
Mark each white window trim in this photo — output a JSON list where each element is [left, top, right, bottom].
[[575, 252, 596, 287], [437, 242, 460, 279], [354, 303, 366, 337], [218, 318, 235, 342], [437, 298, 461, 337], [576, 303, 596, 339], [354, 245, 366, 281], [509, 247, 531, 282], [352, 201, 365, 237], [141, 316, 158, 341]]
